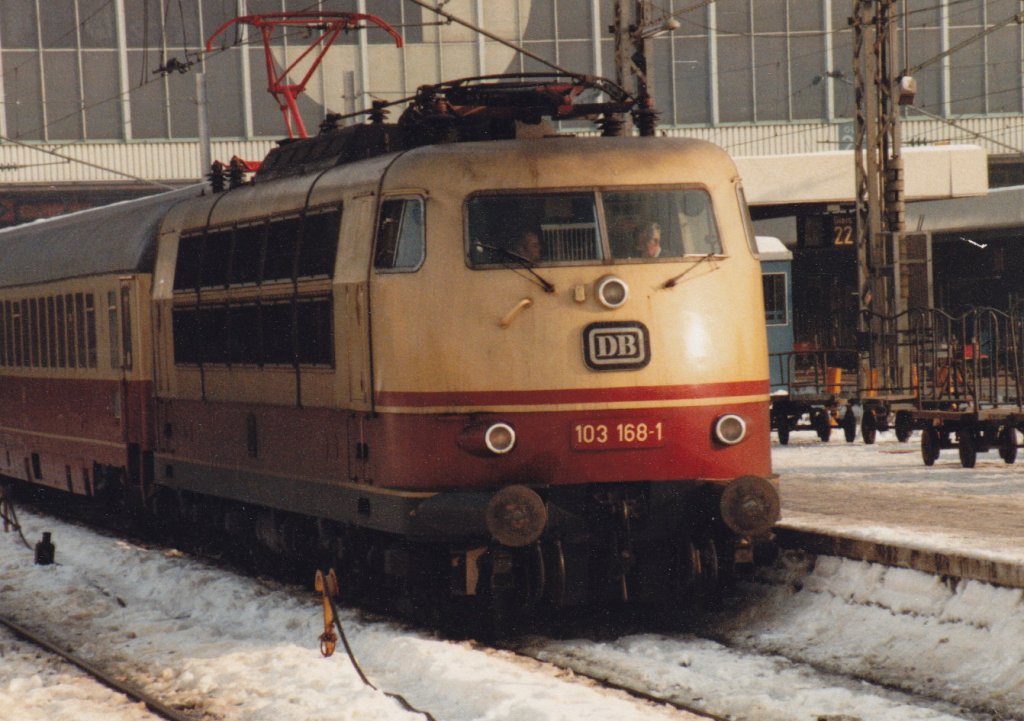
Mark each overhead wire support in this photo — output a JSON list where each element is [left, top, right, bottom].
[[853, 0, 906, 395], [205, 12, 404, 139]]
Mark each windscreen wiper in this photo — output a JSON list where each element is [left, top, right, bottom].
[[474, 242, 555, 293], [662, 252, 718, 289]]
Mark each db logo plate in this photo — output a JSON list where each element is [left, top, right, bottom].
[[583, 321, 650, 371]]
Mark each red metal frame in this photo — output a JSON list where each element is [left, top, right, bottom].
[[206, 12, 403, 139]]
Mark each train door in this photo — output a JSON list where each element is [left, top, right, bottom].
[[335, 194, 375, 482]]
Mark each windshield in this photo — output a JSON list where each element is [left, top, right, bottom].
[[467, 189, 720, 267]]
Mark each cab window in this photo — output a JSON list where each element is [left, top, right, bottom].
[[375, 198, 425, 270], [605, 189, 721, 259], [467, 193, 601, 266]]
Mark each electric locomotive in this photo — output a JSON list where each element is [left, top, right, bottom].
[[1, 75, 779, 619], [151, 76, 778, 613]]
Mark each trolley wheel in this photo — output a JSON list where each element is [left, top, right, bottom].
[[813, 412, 831, 442], [999, 426, 1018, 464], [958, 430, 977, 468], [894, 411, 913, 443], [777, 419, 790, 445], [842, 408, 857, 443], [861, 409, 877, 445], [922, 427, 940, 466]]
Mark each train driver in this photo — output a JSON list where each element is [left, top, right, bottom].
[[512, 228, 543, 262], [633, 221, 662, 258]]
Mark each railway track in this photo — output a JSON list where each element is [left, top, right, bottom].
[[501, 617, 993, 721], [0, 614, 203, 721], [493, 635, 730, 721]]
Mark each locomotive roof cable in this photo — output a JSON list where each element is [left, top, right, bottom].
[[316, 569, 438, 721]]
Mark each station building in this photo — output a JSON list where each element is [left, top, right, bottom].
[[0, 0, 1021, 345]]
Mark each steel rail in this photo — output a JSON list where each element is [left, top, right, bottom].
[[0, 614, 199, 721], [495, 640, 732, 721]]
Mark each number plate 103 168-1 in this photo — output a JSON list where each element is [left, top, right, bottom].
[[571, 420, 665, 450]]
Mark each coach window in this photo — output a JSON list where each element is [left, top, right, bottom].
[[374, 198, 424, 271], [29, 298, 39, 367], [763, 273, 788, 325], [264, 216, 302, 283], [0, 301, 6, 366], [231, 221, 263, 286], [203, 229, 233, 288], [46, 297, 56, 368], [174, 233, 203, 290], [228, 303, 261, 365], [108, 291, 119, 369], [262, 302, 293, 365], [55, 295, 66, 367], [297, 297, 333, 366], [298, 208, 341, 278]]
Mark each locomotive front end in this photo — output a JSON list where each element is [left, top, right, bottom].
[[367, 135, 777, 611]]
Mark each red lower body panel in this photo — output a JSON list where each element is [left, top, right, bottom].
[[0, 375, 151, 494]]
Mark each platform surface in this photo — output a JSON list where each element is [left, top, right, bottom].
[[774, 433, 1024, 585]]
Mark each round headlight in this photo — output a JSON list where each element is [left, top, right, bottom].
[[595, 275, 629, 309], [714, 414, 747, 445], [484, 422, 516, 454]]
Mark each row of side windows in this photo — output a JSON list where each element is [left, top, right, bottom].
[[174, 207, 341, 290], [0, 293, 100, 370], [172, 297, 333, 368], [171, 206, 341, 368]]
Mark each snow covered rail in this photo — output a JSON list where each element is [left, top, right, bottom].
[[775, 526, 1024, 590], [0, 614, 198, 721]]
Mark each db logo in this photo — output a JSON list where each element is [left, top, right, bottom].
[[583, 322, 650, 371]]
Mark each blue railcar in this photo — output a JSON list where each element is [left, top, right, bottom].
[[757, 236, 793, 392]]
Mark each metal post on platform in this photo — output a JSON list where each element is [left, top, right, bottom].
[[853, 0, 912, 396]]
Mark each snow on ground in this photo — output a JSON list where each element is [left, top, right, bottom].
[[1, 430, 1022, 720]]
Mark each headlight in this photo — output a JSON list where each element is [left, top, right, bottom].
[[595, 275, 629, 309], [460, 422, 517, 456], [713, 414, 747, 445], [484, 422, 516, 454]]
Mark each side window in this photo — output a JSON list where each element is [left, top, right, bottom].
[[374, 198, 424, 270], [763, 272, 788, 325], [737, 184, 760, 258]]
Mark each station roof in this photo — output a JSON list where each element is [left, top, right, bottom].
[[736, 145, 988, 206], [907, 184, 1024, 235], [0, 185, 200, 289]]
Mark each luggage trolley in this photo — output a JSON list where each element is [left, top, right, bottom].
[[906, 307, 1024, 468], [848, 309, 923, 445], [769, 348, 857, 444]]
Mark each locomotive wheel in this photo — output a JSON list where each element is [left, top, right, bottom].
[[861, 409, 877, 445], [894, 411, 913, 443], [813, 412, 831, 442], [958, 430, 977, 468], [1000, 427, 1018, 464], [842, 408, 857, 443], [698, 538, 721, 589], [921, 427, 940, 466]]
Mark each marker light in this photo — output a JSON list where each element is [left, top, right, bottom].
[[713, 414, 747, 445], [484, 422, 517, 454], [595, 275, 629, 309]]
